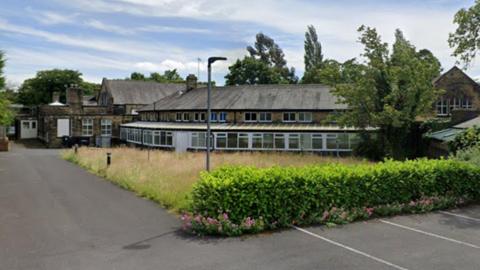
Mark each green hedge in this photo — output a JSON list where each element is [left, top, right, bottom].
[[191, 159, 480, 227]]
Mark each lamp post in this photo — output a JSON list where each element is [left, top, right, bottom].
[[206, 56, 227, 171]]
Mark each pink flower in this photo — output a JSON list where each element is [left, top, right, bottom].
[[365, 207, 374, 216], [409, 201, 416, 206], [194, 215, 202, 223], [243, 217, 255, 228], [223, 213, 229, 220]]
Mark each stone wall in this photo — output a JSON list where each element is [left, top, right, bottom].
[[434, 67, 480, 111]]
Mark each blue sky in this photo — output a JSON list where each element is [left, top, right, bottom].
[[0, 0, 478, 87]]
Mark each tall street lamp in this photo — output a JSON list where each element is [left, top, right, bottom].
[[206, 56, 227, 171]]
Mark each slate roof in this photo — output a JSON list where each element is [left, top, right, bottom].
[[103, 79, 185, 105], [139, 84, 346, 112], [425, 128, 463, 142], [454, 116, 480, 129], [82, 95, 97, 106], [121, 121, 367, 131]]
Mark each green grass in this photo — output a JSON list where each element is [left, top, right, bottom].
[[62, 147, 367, 213]]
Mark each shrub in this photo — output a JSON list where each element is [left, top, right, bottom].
[[449, 126, 480, 153], [452, 145, 480, 167], [189, 159, 480, 235]]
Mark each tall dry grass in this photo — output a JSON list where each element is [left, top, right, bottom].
[[62, 147, 366, 212]]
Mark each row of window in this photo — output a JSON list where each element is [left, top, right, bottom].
[[191, 132, 359, 151], [121, 128, 173, 146], [81, 119, 112, 137], [436, 97, 473, 116], [143, 112, 314, 123]]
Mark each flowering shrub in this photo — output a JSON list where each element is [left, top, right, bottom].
[[188, 159, 480, 235], [183, 195, 469, 236]]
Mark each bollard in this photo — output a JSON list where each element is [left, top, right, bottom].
[[107, 152, 111, 166], [74, 144, 78, 154]]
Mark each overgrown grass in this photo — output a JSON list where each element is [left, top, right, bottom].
[[62, 147, 366, 212]]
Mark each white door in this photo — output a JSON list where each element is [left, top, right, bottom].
[[57, 119, 70, 137], [174, 132, 188, 153], [20, 120, 38, 139]]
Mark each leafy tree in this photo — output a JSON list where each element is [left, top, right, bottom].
[[448, 0, 480, 66], [0, 52, 14, 126], [449, 126, 480, 153], [17, 69, 95, 105], [130, 72, 146, 80], [304, 25, 324, 72], [333, 26, 442, 159], [130, 69, 184, 83], [80, 81, 100, 96], [225, 57, 284, 85], [302, 59, 366, 85], [226, 33, 297, 85]]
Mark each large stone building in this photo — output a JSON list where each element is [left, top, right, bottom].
[[120, 84, 368, 153], [427, 66, 480, 156], [30, 78, 190, 148]]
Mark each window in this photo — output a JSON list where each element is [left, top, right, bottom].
[[259, 112, 272, 122], [274, 134, 285, 149], [252, 133, 263, 149], [300, 134, 312, 149], [219, 112, 227, 122], [298, 112, 312, 122], [312, 134, 323, 150], [283, 112, 296, 122], [101, 119, 112, 137], [227, 133, 238, 148], [143, 130, 153, 145], [191, 132, 207, 148], [182, 112, 190, 122], [436, 98, 449, 116], [349, 133, 361, 149], [159, 113, 169, 121], [176, 113, 182, 121], [263, 134, 274, 149], [326, 134, 338, 150], [337, 133, 349, 149], [216, 133, 227, 148], [463, 98, 472, 109], [152, 131, 173, 146], [451, 98, 461, 111], [194, 112, 206, 122], [82, 119, 93, 136], [238, 133, 249, 148], [210, 112, 218, 122], [288, 134, 300, 149], [153, 131, 160, 145], [22, 121, 29, 129], [244, 112, 257, 122], [31, 121, 37, 129]]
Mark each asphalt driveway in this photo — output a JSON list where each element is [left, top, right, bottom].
[[2, 142, 480, 270]]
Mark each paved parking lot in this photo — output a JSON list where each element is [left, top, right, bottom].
[[2, 143, 480, 270]]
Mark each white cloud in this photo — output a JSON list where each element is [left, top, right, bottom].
[[30, 9, 77, 25]]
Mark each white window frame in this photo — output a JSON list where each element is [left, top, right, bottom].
[[176, 112, 182, 122], [82, 119, 93, 136], [436, 98, 449, 116], [182, 112, 190, 122], [210, 112, 218, 122], [101, 119, 112, 137], [259, 112, 272, 123], [298, 112, 312, 123]]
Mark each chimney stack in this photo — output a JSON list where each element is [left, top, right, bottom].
[[52, 92, 60, 103], [66, 84, 83, 111], [186, 74, 198, 91]]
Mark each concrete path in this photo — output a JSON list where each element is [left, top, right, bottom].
[[2, 142, 480, 270]]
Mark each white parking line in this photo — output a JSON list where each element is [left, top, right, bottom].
[[293, 226, 409, 270], [439, 210, 480, 222], [380, 219, 480, 249]]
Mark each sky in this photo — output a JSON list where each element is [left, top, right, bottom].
[[0, 0, 479, 87]]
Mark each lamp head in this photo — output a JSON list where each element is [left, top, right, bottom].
[[208, 57, 227, 66]]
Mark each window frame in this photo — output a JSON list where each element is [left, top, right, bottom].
[[82, 118, 94, 137], [100, 119, 112, 137], [283, 112, 296, 122]]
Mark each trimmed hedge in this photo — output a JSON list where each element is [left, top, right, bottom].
[[191, 159, 480, 228]]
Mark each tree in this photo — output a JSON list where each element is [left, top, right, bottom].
[[130, 72, 146, 80], [226, 33, 297, 85], [448, 0, 480, 66], [225, 57, 284, 85], [130, 70, 185, 83], [304, 25, 324, 72], [0, 52, 14, 126], [333, 26, 442, 159], [0, 51, 5, 90], [17, 69, 94, 105]]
